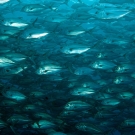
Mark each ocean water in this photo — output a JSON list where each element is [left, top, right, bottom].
[[0, 0, 135, 135]]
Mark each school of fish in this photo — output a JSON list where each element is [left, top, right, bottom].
[[0, 0, 135, 135]]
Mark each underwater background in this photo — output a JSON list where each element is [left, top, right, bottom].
[[0, 0, 135, 135]]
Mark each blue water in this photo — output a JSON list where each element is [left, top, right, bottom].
[[0, 0, 135, 135]]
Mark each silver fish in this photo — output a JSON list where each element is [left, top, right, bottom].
[[91, 60, 116, 70], [64, 101, 91, 111]]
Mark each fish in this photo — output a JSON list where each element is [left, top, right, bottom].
[[114, 76, 134, 84], [0, 120, 7, 128], [33, 112, 52, 119], [21, 4, 47, 13], [7, 114, 32, 125], [115, 63, 135, 73], [93, 92, 113, 100], [2, 18, 29, 28], [91, 60, 116, 70], [117, 91, 134, 100], [68, 64, 94, 76], [88, 4, 131, 19], [70, 87, 95, 96], [76, 123, 103, 134], [0, 57, 15, 67], [1, 52, 27, 62], [36, 60, 63, 75], [0, 46, 10, 53], [0, 0, 10, 4], [60, 110, 79, 118], [23, 104, 43, 112], [45, 129, 67, 135], [121, 119, 135, 128], [31, 120, 56, 129], [0, 26, 20, 35], [0, 0, 135, 134], [105, 86, 130, 93], [60, 44, 91, 54], [95, 110, 119, 119], [20, 28, 49, 39], [101, 98, 120, 106], [0, 66, 25, 76], [2, 89, 26, 101], [64, 100, 92, 111]]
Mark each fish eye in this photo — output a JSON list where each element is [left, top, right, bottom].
[[45, 97, 48, 100], [91, 62, 95, 65], [111, 89, 114, 92], [43, 70, 48, 73], [124, 69, 128, 71], [31, 94, 35, 97], [106, 12, 110, 16], [39, 116, 42, 119], [68, 103, 71, 106], [10, 22, 13, 24], [97, 53, 100, 56], [122, 95, 126, 98], [98, 64, 102, 67], [30, 8, 34, 10], [6, 69, 10, 72], [69, 48, 73, 51], [7, 86, 10, 89], [95, 11, 98, 14], [84, 127, 88, 131]]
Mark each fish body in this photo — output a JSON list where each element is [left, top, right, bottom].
[[64, 101, 91, 111], [61, 44, 90, 54], [2, 18, 29, 28], [31, 120, 55, 129], [7, 115, 32, 125], [22, 4, 46, 13], [91, 60, 116, 70], [101, 98, 120, 106], [2, 90, 26, 101], [76, 123, 103, 133], [70, 87, 95, 96]]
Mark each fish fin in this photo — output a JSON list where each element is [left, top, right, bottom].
[[106, 128, 117, 135], [91, 40, 102, 49], [32, 17, 38, 27], [85, 26, 96, 35], [36, 121, 40, 128], [78, 0, 83, 3], [17, 0, 22, 3], [48, 3, 58, 11], [64, 0, 69, 5], [66, 63, 74, 74], [10, 126, 20, 135]]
